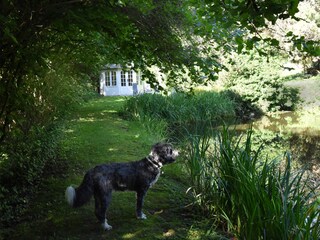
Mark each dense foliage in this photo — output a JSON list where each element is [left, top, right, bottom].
[[192, 0, 320, 57], [121, 92, 236, 135], [0, 0, 192, 144], [0, 126, 62, 225], [222, 50, 301, 112], [182, 127, 320, 239], [268, 0, 320, 70]]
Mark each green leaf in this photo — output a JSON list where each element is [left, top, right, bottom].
[[288, 0, 300, 16], [246, 39, 254, 50], [235, 36, 243, 45], [286, 31, 293, 37], [237, 43, 244, 53], [270, 39, 279, 47], [251, 36, 261, 42], [4, 27, 19, 45]]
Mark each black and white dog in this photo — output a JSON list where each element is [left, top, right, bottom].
[[65, 142, 178, 230]]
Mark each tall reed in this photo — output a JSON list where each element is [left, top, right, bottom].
[[121, 92, 236, 135], [183, 127, 320, 239]]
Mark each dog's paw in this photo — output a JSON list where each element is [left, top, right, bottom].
[[102, 220, 113, 231], [137, 212, 147, 220]]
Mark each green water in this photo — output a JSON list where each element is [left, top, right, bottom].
[[236, 111, 320, 179]]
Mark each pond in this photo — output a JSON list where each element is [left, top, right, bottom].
[[236, 110, 320, 135], [235, 110, 320, 183]]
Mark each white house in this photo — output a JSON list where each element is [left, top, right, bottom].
[[99, 64, 151, 96]]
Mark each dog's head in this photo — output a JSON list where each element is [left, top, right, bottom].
[[150, 142, 178, 165]]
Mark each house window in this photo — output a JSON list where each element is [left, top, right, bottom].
[[136, 72, 141, 85], [105, 71, 110, 86], [128, 71, 133, 86], [105, 71, 117, 86], [121, 71, 126, 86], [111, 71, 116, 86]]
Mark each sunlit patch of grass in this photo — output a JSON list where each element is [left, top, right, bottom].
[[187, 229, 202, 239], [163, 228, 175, 237], [102, 109, 117, 113], [289, 108, 320, 134], [122, 231, 141, 239], [78, 117, 96, 122], [186, 225, 224, 240]]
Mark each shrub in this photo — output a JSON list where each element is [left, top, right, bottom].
[[222, 51, 301, 112], [182, 127, 320, 239], [0, 60, 96, 226], [222, 90, 263, 121], [0, 125, 63, 226]]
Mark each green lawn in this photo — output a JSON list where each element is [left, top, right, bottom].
[[3, 96, 218, 240]]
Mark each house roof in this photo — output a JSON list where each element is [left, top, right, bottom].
[[103, 64, 121, 70], [102, 63, 134, 70]]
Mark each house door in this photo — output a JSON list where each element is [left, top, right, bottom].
[[120, 70, 134, 95]]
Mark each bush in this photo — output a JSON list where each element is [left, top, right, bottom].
[[222, 51, 301, 112], [182, 127, 320, 239], [222, 90, 264, 121], [0, 61, 96, 226], [0, 125, 64, 226]]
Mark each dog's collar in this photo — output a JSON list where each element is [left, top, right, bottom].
[[146, 156, 163, 169]]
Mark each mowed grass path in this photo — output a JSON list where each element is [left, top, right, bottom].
[[6, 97, 204, 240]]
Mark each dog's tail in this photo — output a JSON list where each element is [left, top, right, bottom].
[[65, 171, 93, 208]]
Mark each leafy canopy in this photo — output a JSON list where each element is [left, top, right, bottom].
[[0, 0, 318, 142]]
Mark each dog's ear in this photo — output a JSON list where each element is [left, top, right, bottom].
[[151, 142, 162, 151], [150, 142, 166, 160], [150, 144, 160, 160], [150, 152, 159, 161]]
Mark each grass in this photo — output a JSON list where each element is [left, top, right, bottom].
[[182, 127, 320, 239], [120, 92, 236, 137], [0, 96, 218, 240]]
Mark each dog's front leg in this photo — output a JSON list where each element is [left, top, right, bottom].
[[136, 189, 147, 220]]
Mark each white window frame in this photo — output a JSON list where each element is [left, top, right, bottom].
[[111, 71, 116, 86], [121, 71, 126, 86], [105, 71, 110, 86], [128, 71, 133, 86]]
